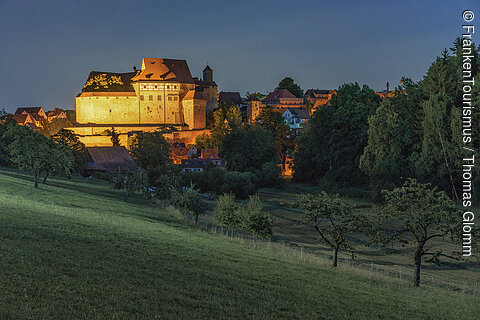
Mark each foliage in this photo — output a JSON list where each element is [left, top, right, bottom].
[[103, 127, 120, 146], [221, 171, 258, 199], [220, 126, 277, 174], [295, 192, 370, 267], [169, 184, 207, 222], [51, 129, 86, 172], [0, 115, 18, 166], [128, 131, 174, 185], [360, 78, 423, 194], [276, 77, 304, 98], [294, 83, 381, 186], [213, 193, 242, 229], [112, 168, 148, 201], [214, 193, 273, 238], [42, 139, 75, 184], [256, 161, 282, 187], [196, 103, 242, 149], [239, 195, 274, 239], [377, 179, 467, 287]]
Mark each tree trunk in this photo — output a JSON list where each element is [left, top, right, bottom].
[[34, 170, 39, 189], [333, 247, 339, 267], [195, 215, 199, 224], [414, 251, 422, 287], [43, 171, 49, 184]]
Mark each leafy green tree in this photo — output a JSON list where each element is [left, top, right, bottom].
[[240, 195, 274, 239], [5, 125, 51, 188], [221, 171, 258, 199], [112, 168, 148, 201], [220, 126, 276, 174], [51, 129, 86, 172], [213, 193, 242, 229], [197, 103, 242, 149], [360, 79, 423, 193], [378, 179, 464, 287], [42, 140, 74, 184], [129, 132, 173, 185], [170, 184, 207, 223], [0, 115, 18, 166], [294, 83, 381, 186], [295, 192, 370, 267], [256, 105, 295, 171], [276, 77, 303, 98], [104, 127, 120, 146]]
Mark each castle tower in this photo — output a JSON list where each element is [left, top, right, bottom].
[[203, 65, 213, 82]]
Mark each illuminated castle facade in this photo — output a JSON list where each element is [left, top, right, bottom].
[[72, 58, 216, 146]]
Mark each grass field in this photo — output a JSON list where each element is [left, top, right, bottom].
[[0, 168, 479, 319], [255, 187, 480, 292]]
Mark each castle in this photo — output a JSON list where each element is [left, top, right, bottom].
[[71, 58, 217, 146]]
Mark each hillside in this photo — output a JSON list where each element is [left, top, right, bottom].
[[0, 168, 478, 319]]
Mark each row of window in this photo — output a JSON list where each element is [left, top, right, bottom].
[[139, 95, 178, 101], [140, 84, 178, 91]]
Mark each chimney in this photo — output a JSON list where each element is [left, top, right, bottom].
[[386, 82, 390, 93], [133, 66, 137, 72]]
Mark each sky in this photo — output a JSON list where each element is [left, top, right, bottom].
[[1, 0, 479, 113]]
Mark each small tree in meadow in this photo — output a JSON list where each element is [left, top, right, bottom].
[[112, 168, 148, 201], [378, 179, 464, 287], [42, 140, 75, 184], [295, 192, 370, 267], [170, 184, 207, 223], [213, 193, 242, 229], [240, 195, 274, 239]]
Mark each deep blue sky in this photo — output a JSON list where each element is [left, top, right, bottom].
[[1, 0, 478, 113]]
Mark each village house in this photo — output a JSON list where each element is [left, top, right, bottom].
[[282, 107, 310, 130], [218, 91, 243, 107], [84, 146, 136, 175], [304, 89, 336, 111], [177, 157, 224, 172], [263, 89, 303, 112], [47, 108, 68, 121]]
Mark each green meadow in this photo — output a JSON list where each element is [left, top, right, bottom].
[[0, 168, 479, 319]]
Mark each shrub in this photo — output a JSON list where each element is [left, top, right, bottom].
[[221, 171, 258, 199], [213, 193, 242, 229]]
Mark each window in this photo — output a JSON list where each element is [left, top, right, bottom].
[[157, 95, 161, 101], [168, 96, 172, 101], [149, 95, 153, 101], [140, 95, 144, 101], [167, 85, 170, 89], [174, 96, 178, 101]]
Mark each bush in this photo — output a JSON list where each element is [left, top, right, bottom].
[[221, 171, 258, 199], [256, 161, 282, 187], [240, 195, 274, 239], [169, 184, 207, 223], [213, 193, 242, 229]]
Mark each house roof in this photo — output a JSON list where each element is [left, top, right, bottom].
[[131, 58, 194, 83], [15, 107, 44, 115], [201, 148, 219, 158], [85, 146, 136, 172], [170, 146, 189, 157], [203, 65, 212, 71], [284, 107, 310, 119], [265, 89, 298, 101], [178, 158, 223, 169], [81, 71, 137, 93], [12, 114, 28, 124], [218, 91, 242, 105], [184, 89, 207, 100], [47, 108, 66, 117]]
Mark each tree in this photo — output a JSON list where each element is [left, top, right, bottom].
[[197, 103, 242, 149], [112, 168, 147, 201], [42, 140, 74, 184], [213, 193, 242, 229], [294, 83, 381, 186], [51, 129, 86, 172], [0, 114, 18, 166], [256, 105, 295, 171], [378, 179, 464, 287], [103, 127, 120, 146], [295, 192, 370, 267], [221, 171, 258, 199], [240, 195, 274, 239], [360, 78, 423, 193], [276, 77, 303, 98], [5, 125, 51, 188], [170, 184, 207, 223], [128, 131, 173, 185], [220, 126, 277, 175]]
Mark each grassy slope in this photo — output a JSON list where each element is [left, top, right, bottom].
[[0, 168, 478, 320]]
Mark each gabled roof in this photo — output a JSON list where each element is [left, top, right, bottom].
[[218, 91, 242, 105], [203, 65, 212, 71], [184, 89, 207, 100], [47, 108, 67, 117], [284, 107, 310, 119], [85, 146, 136, 172], [15, 107, 44, 115], [265, 89, 298, 101], [12, 114, 28, 124], [81, 71, 137, 93], [131, 58, 194, 83]]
